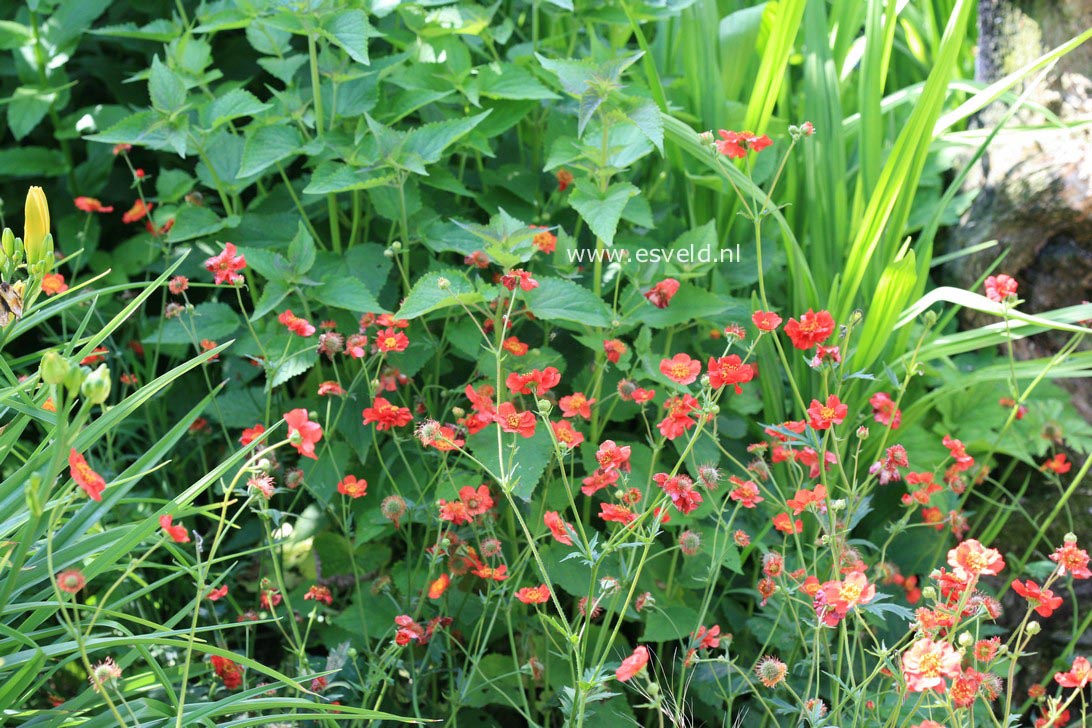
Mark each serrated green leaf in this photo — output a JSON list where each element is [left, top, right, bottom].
[[476, 63, 558, 100], [310, 277, 385, 314], [467, 427, 554, 501], [203, 88, 271, 129], [403, 111, 491, 166], [149, 56, 186, 113], [286, 222, 316, 276], [641, 604, 701, 642], [90, 19, 179, 41], [626, 98, 664, 153], [325, 9, 370, 65], [303, 161, 394, 194], [144, 302, 239, 345], [569, 181, 638, 246], [239, 125, 302, 177], [523, 277, 611, 328], [270, 347, 318, 388], [166, 206, 235, 243], [397, 270, 485, 320], [7, 87, 52, 141]]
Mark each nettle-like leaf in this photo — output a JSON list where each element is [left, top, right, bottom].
[[239, 126, 303, 177], [397, 270, 495, 320], [537, 51, 643, 135], [523, 277, 612, 329], [201, 88, 271, 130], [323, 9, 372, 65], [568, 180, 639, 247], [148, 55, 187, 113], [451, 208, 539, 267]]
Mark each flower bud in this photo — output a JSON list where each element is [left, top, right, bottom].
[[1, 228, 14, 258], [923, 310, 938, 327], [698, 130, 715, 146], [1026, 620, 1041, 635], [958, 631, 973, 647], [64, 364, 85, 397], [40, 350, 69, 385], [536, 398, 552, 415], [856, 426, 869, 440], [23, 186, 50, 268], [390, 241, 402, 253], [81, 364, 112, 405], [437, 277, 450, 290], [1064, 532, 1077, 544], [922, 586, 938, 601]]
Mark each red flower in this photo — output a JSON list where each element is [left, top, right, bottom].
[[81, 346, 108, 365], [595, 440, 632, 472], [337, 475, 368, 498], [532, 228, 557, 254], [729, 478, 763, 508], [69, 449, 106, 501], [159, 515, 190, 543], [494, 401, 536, 437], [1041, 453, 1071, 474], [616, 646, 649, 682], [211, 655, 243, 690], [716, 130, 772, 158], [515, 584, 551, 604], [902, 638, 961, 692], [1055, 656, 1092, 689], [784, 309, 835, 350], [869, 392, 902, 429], [947, 539, 1004, 579], [644, 278, 680, 308], [807, 395, 848, 430], [284, 408, 322, 459], [559, 392, 595, 419], [599, 503, 636, 525], [692, 624, 721, 650], [1011, 579, 1063, 618], [556, 168, 574, 192], [506, 366, 561, 394], [786, 484, 827, 515], [239, 424, 265, 447], [417, 420, 465, 451], [74, 196, 114, 214], [501, 269, 538, 291], [375, 327, 409, 353], [544, 511, 574, 545], [363, 397, 413, 431], [207, 585, 228, 601], [502, 336, 529, 356], [304, 584, 333, 605], [772, 512, 803, 534], [427, 573, 450, 599], [278, 310, 316, 337], [472, 563, 508, 581], [707, 355, 755, 393], [660, 353, 701, 385], [41, 273, 68, 296], [752, 310, 782, 331], [551, 419, 584, 449], [317, 380, 345, 396], [122, 199, 152, 224], [204, 243, 247, 285], [817, 571, 875, 626], [1051, 539, 1091, 579], [603, 338, 627, 363], [56, 569, 86, 594], [984, 274, 1018, 303]]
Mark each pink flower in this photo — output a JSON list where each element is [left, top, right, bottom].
[[204, 243, 247, 285], [284, 408, 322, 459], [615, 646, 650, 682], [902, 638, 961, 692]]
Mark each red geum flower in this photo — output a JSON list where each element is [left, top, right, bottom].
[[1011, 579, 1063, 618], [239, 424, 265, 447], [121, 199, 152, 224], [556, 168, 574, 192], [501, 269, 538, 291], [784, 309, 835, 350], [278, 310, 315, 337], [304, 584, 333, 606], [644, 278, 680, 308], [595, 440, 632, 472], [603, 338, 627, 364], [375, 327, 409, 353], [204, 243, 246, 285], [786, 484, 828, 515], [211, 655, 243, 690], [75, 196, 114, 214], [544, 511, 574, 545], [1051, 537, 1091, 579], [363, 397, 413, 431], [505, 366, 561, 395], [41, 273, 68, 295], [1041, 453, 1071, 474], [427, 574, 450, 600], [337, 475, 368, 498], [1055, 656, 1092, 689], [284, 408, 322, 459], [532, 228, 557, 254], [715, 130, 772, 158], [552, 419, 584, 449], [168, 275, 188, 295], [948, 539, 1004, 580], [581, 467, 619, 496], [494, 401, 536, 437], [807, 395, 848, 430], [317, 380, 345, 396], [869, 392, 902, 429], [559, 392, 595, 419], [472, 563, 508, 581], [207, 585, 229, 601], [772, 512, 803, 534], [659, 353, 701, 385], [515, 584, 551, 604], [599, 503, 636, 525], [615, 646, 649, 682], [707, 355, 756, 393], [56, 569, 86, 594], [752, 310, 782, 331], [502, 336, 529, 356], [984, 274, 1018, 303], [729, 477, 763, 508], [159, 515, 190, 543], [69, 449, 106, 501]]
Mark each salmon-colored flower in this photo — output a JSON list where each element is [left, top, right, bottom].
[[494, 401, 536, 437], [544, 511, 574, 545], [278, 309, 315, 337], [947, 539, 1004, 580], [159, 515, 190, 543], [984, 274, 1018, 303], [304, 584, 333, 605], [902, 638, 961, 692], [556, 169, 574, 192], [239, 424, 265, 447], [363, 397, 413, 430], [515, 584, 551, 604], [752, 310, 782, 331], [784, 309, 834, 350], [501, 269, 538, 291], [660, 353, 701, 385], [375, 327, 409, 353], [644, 278, 679, 308], [707, 355, 755, 393], [1041, 453, 1071, 474], [716, 130, 772, 158], [56, 569, 86, 594], [211, 655, 243, 689], [807, 395, 848, 430], [1012, 579, 1063, 618], [69, 449, 106, 501], [869, 392, 902, 429], [41, 273, 68, 295], [1051, 539, 1091, 579], [532, 228, 556, 254], [603, 339, 627, 363], [284, 408, 322, 459], [204, 242, 246, 285], [502, 336, 529, 356], [1055, 656, 1091, 689], [74, 196, 114, 214], [599, 503, 636, 525], [337, 475, 368, 498], [551, 419, 584, 449], [616, 646, 649, 682], [428, 574, 450, 600], [772, 512, 802, 534], [122, 199, 152, 224], [207, 585, 229, 601], [559, 392, 595, 419], [317, 380, 344, 396]]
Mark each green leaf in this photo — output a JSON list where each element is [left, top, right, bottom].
[[239, 125, 302, 177], [286, 222, 316, 276], [523, 277, 611, 328], [569, 181, 638, 246], [324, 9, 371, 65], [0, 147, 66, 177], [203, 88, 271, 129], [148, 55, 187, 113], [467, 427, 554, 501], [90, 19, 179, 41], [7, 87, 53, 141], [641, 604, 701, 642], [403, 111, 491, 165], [303, 161, 394, 194], [155, 168, 195, 202], [270, 347, 318, 388], [625, 98, 664, 154], [310, 277, 385, 314], [853, 249, 918, 370], [0, 20, 31, 50], [166, 206, 235, 243], [476, 63, 559, 100], [397, 270, 487, 320]]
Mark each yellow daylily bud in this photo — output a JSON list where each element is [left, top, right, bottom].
[[24, 186, 50, 267]]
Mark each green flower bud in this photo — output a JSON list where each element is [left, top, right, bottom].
[[23, 186, 50, 268], [64, 364, 85, 397], [81, 364, 112, 405], [1026, 621, 1041, 636], [1, 228, 14, 258], [40, 350, 69, 385]]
